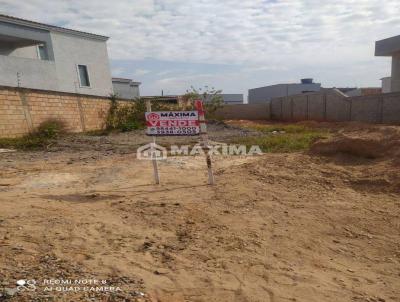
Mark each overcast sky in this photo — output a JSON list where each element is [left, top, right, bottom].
[[1, 0, 400, 98]]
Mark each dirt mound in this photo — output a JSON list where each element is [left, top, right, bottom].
[[310, 130, 400, 161], [309, 128, 400, 193], [311, 136, 388, 159]]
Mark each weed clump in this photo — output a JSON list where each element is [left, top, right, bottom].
[[0, 119, 66, 150], [105, 96, 178, 132], [230, 124, 328, 153]]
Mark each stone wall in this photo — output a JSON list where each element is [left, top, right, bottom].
[[0, 86, 124, 138]]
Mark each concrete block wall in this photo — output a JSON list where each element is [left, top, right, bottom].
[[307, 93, 325, 121], [214, 103, 269, 120], [215, 92, 400, 123], [382, 94, 400, 123], [268, 90, 400, 124], [2, 86, 400, 138], [292, 95, 308, 121], [0, 88, 30, 137], [80, 98, 111, 131], [281, 97, 291, 120], [270, 98, 283, 119], [325, 93, 351, 122], [0, 86, 127, 138], [350, 95, 381, 123], [26, 92, 83, 132]]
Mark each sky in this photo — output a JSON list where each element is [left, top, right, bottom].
[[1, 0, 400, 99]]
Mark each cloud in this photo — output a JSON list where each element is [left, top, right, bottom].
[[111, 67, 126, 77], [1, 0, 399, 95], [3, 0, 400, 65], [134, 69, 151, 76]]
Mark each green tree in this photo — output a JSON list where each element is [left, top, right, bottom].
[[183, 86, 224, 119]]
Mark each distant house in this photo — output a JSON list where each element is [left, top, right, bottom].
[[217, 94, 244, 104], [334, 87, 357, 94], [381, 77, 391, 93], [375, 34, 400, 93], [248, 78, 321, 104], [142, 95, 181, 104], [112, 78, 141, 99], [344, 87, 382, 97], [0, 14, 113, 96]]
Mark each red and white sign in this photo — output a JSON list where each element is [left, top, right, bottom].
[[145, 111, 200, 136]]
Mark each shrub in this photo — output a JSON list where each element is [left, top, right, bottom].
[[105, 96, 179, 132], [105, 88, 224, 132], [230, 124, 329, 153], [0, 119, 67, 150], [182, 86, 224, 119], [36, 119, 66, 139], [0, 135, 46, 150]]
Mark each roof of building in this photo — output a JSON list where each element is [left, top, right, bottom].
[[112, 78, 132, 83], [375, 34, 400, 56], [332, 87, 357, 93], [0, 14, 109, 41], [112, 78, 141, 85], [218, 93, 244, 96], [249, 82, 321, 90], [141, 95, 180, 103]]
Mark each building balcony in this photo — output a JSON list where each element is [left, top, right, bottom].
[[0, 54, 58, 91]]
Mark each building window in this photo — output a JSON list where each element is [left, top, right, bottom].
[[77, 65, 91, 87], [37, 44, 48, 60]]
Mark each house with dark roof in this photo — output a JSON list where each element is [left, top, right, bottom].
[[0, 14, 113, 96]]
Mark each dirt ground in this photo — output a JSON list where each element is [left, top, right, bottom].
[[0, 121, 399, 302]]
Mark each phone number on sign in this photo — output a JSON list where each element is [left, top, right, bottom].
[[147, 126, 200, 136]]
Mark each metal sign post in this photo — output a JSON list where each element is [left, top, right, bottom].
[[146, 100, 160, 184], [144, 100, 214, 185], [195, 99, 215, 185]]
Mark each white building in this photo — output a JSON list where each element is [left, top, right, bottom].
[[381, 77, 391, 93], [217, 94, 244, 104], [112, 78, 141, 99], [0, 14, 113, 96], [248, 79, 321, 104], [375, 34, 400, 93]]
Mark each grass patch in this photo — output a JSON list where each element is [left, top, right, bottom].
[[231, 124, 329, 153], [0, 135, 51, 150], [0, 119, 66, 150], [241, 123, 312, 134], [84, 129, 112, 136]]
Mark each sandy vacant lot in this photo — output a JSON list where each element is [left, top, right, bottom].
[[0, 122, 399, 302]]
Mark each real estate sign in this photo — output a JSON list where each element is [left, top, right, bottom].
[[145, 111, 200, 136]]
